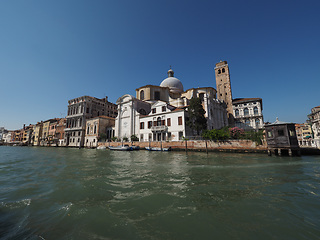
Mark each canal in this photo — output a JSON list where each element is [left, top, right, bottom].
[[1, 146, 320, 239]]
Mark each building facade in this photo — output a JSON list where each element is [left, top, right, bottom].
[[295, 123, 313, 147], [307, 106, 320, 148], [232, 98, 264, 130], [65, 96, 117, 147], [215, 61, 234, 125], [215, 60, 264, 129], [84, 116, 115, 147], [115, 68, 228, 141]]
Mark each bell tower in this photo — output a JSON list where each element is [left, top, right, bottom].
[[215, 60, 234, 126]]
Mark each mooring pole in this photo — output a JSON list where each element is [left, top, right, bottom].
[[205, 139, 208, 154]]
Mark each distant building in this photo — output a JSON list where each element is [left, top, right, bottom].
[[3, 131, 12, 143], [115, 68, 228, 141], [215, 61, 234, 125], [84, 116, 115, 147], [265, 118, 300, 156], [295, 123, 313, 147], [232, 98, 264, 130], [41, 119, 59, 146], [307, 105, 320, 148], [139, 101, 189, 141], [0, 127, 8, 141], [215, 60, 264, 129], [32, 122, 43, 146], [56, 118, 66, 146], [65, 96, 117, 147]]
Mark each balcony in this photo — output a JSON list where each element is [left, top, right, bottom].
[[151, 126, 168, 132]]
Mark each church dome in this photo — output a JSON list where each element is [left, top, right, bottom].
[[160, 68, 184, 93]]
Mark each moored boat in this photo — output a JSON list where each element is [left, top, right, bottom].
[[109, 145, 133, 151], [145, 147, 171, 151], [97, 146, 106, 150]]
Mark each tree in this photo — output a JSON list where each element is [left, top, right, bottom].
[[186, 97, 207, 135], [131, 135, 139, 141], [99, 133, 107, 141]]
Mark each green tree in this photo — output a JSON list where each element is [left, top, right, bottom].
[[99, 133, 107, 141], [131, 135, 139, 141], [186, 97, 207, 135]]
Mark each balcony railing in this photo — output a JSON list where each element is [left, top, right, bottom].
[[151, 126, 168, 131]]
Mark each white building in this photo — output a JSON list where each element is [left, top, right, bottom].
[[115, 68, 228, 141], [308, 105, 320, 148], [232, 98, 264, 130], [3, 132, 12, 143]]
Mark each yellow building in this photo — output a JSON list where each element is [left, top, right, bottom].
[[33, 122, 43, 146]]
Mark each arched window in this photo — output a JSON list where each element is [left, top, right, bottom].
[[253, 106, 259, 115], [218, 69, 221, 74], [157, 117, 161, 126], [244, 108, 249, 116], [235, 109, 239, 117], [222, 68, 225, 73], [140, 90, 144, 100], [245, 119, 250, 126], [87, 126, 90, 134], [94, 125, 97, 134]]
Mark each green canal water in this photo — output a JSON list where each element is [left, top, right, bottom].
[[1, 146, 320, 240]]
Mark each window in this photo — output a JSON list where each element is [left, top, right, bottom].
[[167, 118, 171, 126], [178, 116, 183, 125], [235, 109, 239, 117], [222, 68, 225, 73], [278, 129, 284, 136], [267, 131, 273, 138], [157, 117, 161, 126], [148, 121, 152, 129], [152, 108, 156, 114], [94, 125, 97, 134], [140, 122, 144, 129], [140, 134, 144, 141], [255, 119, 260, 127], [218, 69, 221, 74], [140, 90, 144, 100], [199, 93, 204, 102], [154, 91, 160, 100], [78, 131, 81, 136], [179, 131, 183, 140], [244, 108, 249, 116], [289, 130, 296, 137], [254, 107, 259, 115], [162, 106, 166, 112]]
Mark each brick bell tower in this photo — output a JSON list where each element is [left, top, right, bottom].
[[215, 60, 234, 126]]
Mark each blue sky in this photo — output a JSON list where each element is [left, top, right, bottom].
[[1, 0, 319, 130]]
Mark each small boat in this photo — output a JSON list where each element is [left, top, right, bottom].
[[131, 145, 140, 150], [109, 145, 133, 151], [145, 147, 171, 151], [97, 146, 106, 150]]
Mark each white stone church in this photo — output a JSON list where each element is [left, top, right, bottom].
[[114, 68, 228, 141]]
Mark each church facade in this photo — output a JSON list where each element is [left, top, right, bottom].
[[115, 68, 228, 141]]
